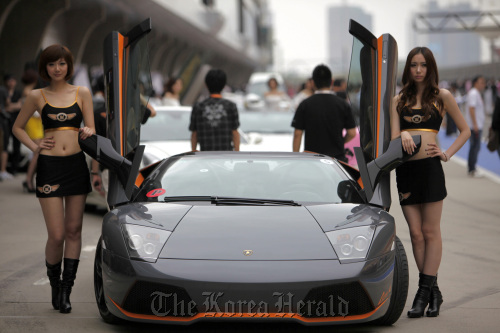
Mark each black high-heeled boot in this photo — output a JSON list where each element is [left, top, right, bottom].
[[59, 258, 80, 314], [46, 260, 62, 310], [407, 273, 436, 318], [426, 276, 443, 317]]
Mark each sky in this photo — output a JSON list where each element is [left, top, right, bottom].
[[267, 0, 497, 75]]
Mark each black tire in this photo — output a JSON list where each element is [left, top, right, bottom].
[[372, 236, 409, 325], [94, 236, 122, 324]]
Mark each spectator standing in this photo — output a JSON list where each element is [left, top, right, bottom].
[[0, 85, 6, 180], [465, 75, 486, 177], [332, 78, 348, 101], [445, 82, 464, 136], [264, 77, 290, 111], [189, 69, 240, 151], [291, 64, 356, 162], [162, 77, 182, 106], [21, 68, 43, 192], [1, 74, 22, 179], [292, 78, 314, 109], [489, 95, 500, 157]]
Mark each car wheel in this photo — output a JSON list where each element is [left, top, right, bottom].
[[372, 236, 409, 325], [94, 236, 122, 324]]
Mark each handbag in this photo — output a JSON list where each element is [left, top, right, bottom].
[[487, 127, 500, 152]]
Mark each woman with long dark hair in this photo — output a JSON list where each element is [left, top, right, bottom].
[[391, 47, 470, 318], [13, 44, 95, 313]]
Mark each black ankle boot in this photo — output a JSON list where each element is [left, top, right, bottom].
[[407, 273, 436, 318], [426, 276, 443, 317], [59, 258, 80, 314], [46, 260, 62, 310]]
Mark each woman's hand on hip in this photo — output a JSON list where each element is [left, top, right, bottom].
[[37, 136, 55, 152], [426, 143, 447, 161]]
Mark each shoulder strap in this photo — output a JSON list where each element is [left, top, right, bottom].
[[75, 86, 80, 102], [40, 89, 48, 103]]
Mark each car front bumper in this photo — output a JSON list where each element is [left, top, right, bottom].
[[100, 248, 395, 325]]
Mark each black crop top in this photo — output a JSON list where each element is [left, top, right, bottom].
[[41, 87, 83, 132], [399, 104, 443, 133]]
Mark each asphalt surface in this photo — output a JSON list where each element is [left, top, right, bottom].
[[0, 158, 499, 333]]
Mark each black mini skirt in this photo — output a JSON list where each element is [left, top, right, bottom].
[[36, 151, 91, 198], [395, 157, 447, 206]]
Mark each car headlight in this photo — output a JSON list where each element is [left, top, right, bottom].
[[121, 224, 172, 262], [326, 225, 376, 261]]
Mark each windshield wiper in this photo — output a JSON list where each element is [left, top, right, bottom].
[[210, 196, 301, 206], [163, 196, 212, 202]]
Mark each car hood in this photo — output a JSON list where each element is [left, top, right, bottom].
[[114, 202, 386, 260], [159, 205, 336, 260]]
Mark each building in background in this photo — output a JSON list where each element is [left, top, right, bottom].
[[0, 0, 274, 105], [328, 5, 372, 78], [412, 0, 481, 69]]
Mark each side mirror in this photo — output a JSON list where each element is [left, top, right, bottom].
[[337, 180, 364, 203]]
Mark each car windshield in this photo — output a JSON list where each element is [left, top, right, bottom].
[[140, 110, 191, 141], [137, 155, 362, 204], [239, 112, 294, 134]]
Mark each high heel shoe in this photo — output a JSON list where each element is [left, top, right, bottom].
[[407, 273, 436, 318], [22, 181, 36, 193], [426, 276, 443, 317]]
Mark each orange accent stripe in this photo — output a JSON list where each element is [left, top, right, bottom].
[[401, 129, 438, 133], [135, 173, 144, 187], [376, 37, 383, 158], [118, 34, 124, 156], [108, 295, 387, 323], [357, 177, 364, 189], [210, 94, 222, 98], [44, 127, 79, 132]]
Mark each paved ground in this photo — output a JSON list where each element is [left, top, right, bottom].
[[0, 157, 499, 332]]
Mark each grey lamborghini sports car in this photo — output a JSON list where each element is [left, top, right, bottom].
[[82, 19, 422, 326]]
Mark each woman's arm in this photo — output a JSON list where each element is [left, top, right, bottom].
[[391, 94, 416, 154], [12, 90, 47, 153], [390, 95, 401, 140], [439, 88, 471, 159], [79, 86, 95, 140]]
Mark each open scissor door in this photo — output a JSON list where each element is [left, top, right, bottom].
[[103, 18, 153, 207], [347, 20, 420, 209]]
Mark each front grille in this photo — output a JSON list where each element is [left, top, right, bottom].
[[301, 282, 373, 318], [122, 281, 197, 317]]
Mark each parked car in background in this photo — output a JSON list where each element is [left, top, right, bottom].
[[239, 110, 297, 152], [244, 72, 292, 111]]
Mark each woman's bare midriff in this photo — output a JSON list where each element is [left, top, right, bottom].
[[406, 130, 438, 161], [40, 130, 82, 156]]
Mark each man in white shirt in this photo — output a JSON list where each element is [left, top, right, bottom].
[[465, 75, 486, 177]]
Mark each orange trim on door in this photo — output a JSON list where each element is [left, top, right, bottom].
[[375, 37, 383, 158], [135, 173, 144, 188], [117, 34, 124, 156]]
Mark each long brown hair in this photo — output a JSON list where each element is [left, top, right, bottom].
[[397, 47, 443, 117]]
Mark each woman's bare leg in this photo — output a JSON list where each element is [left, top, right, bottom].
[[63, 194, 87, 259], [420, 200, 443, 275], [39, 197, 65, 264], [402, 204, 425, 273]]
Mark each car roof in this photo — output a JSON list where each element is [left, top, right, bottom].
[[153, 105, 192, 112], [172, 151, 333, 159]]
